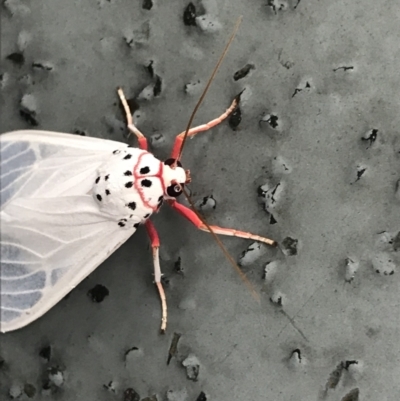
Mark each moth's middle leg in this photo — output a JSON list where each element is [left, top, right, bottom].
[[145, 220, 167, 333], [168, 199, 276, 246]]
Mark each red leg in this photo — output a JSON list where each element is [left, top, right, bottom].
[[170, 93, 241, 159], [145, 220, 167, 333], [117, 87, 148, 150], [168, 200, 277, 246]]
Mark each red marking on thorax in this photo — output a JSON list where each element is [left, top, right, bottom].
[[133, 151, 165, 211]]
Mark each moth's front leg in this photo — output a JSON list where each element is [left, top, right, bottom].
[[118, 87, 148, 150], [170, 93, 242, 160]]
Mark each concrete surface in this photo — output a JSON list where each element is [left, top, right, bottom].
[[1, 0, 400, 400]]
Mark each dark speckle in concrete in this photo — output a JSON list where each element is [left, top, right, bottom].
[[39, 345, 52, 362], [124, 388, 141, 401], [233, 63, 254, 81], [6, 52, 25, 65], [142, 0, 153, 11], [228, 105, 242, 130], [183, 3, 197, 26], [87, 284, 109, 302]]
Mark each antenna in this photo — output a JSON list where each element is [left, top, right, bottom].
[[175, 16, 242, 163]]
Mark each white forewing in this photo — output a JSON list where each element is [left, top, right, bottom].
[[1, 130, 128, 205], [0, 131, 138, 332]]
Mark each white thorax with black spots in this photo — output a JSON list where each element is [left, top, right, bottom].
[[92, 146, 186, 228]]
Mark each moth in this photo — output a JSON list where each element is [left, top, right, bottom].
[[0, 19, 276, 333]]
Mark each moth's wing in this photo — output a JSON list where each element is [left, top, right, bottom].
[[1, 195, 136, 333], [0, 131, 136, 332], [0, 130, 127, 206]]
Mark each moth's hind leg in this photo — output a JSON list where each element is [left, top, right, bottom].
[[117, 87, 148, 150], [169, 200, 277, 246], [170, 92, 242, 159], [145, 220, 167, 333]]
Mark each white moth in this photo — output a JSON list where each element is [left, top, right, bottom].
[[0, 91, 276, 333], [0, 127, 182, 333], [0, 20, 276, 334]]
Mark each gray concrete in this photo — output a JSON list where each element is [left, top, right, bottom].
[[1, 0, 399, 400]]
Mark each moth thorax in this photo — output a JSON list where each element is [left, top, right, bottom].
[[162, 165, 186, 187]]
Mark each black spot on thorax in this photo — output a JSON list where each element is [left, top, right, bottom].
[[127, 202, 136, 210], [141, 179, 152, 187]]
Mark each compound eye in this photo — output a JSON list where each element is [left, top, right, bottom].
[[164, 158, 183, 168], [166, 183, 183, 197]]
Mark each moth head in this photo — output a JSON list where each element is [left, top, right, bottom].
[[163, 158, 190, 198]]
